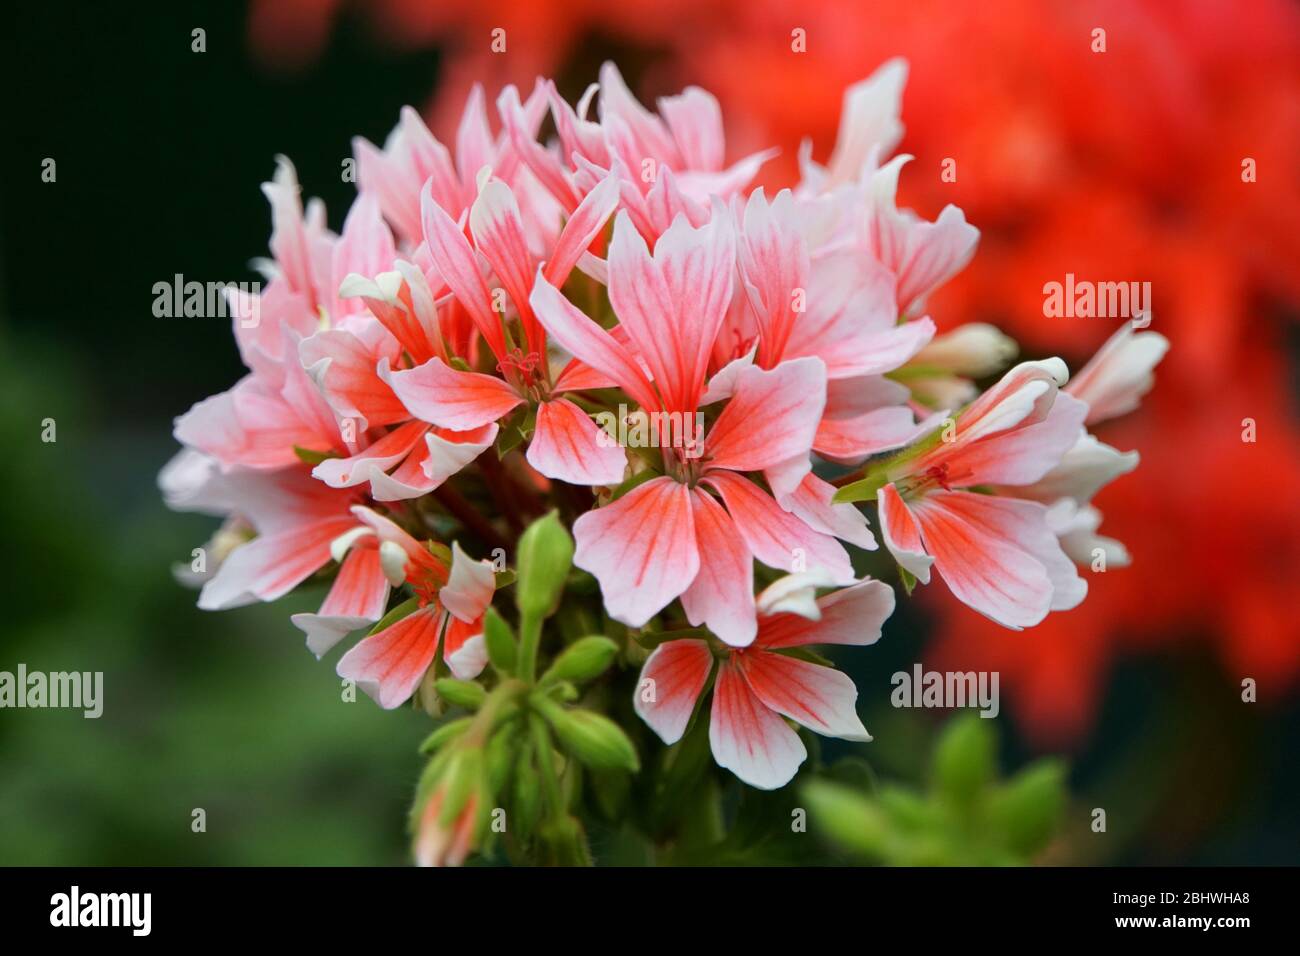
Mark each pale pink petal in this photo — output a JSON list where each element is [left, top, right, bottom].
[[781, 473, 877, 551], [420, 423, 498, 487], [443, 615, 488, 680], [823, 58, 907, 188], [876, 483, 934, 584], [739, 651, 870, 741], [1012, 432, 1139, 505], [526, 398, 627, 486], [633, 639, 713, 745], [607, 210, 735, 416], [680, 489, 757, 647], [658, 86, 726, 171], [572, 476, 699, 627], [455, 84, 494, 186], [706, 357, 826, 472], [529, 272, 659, 411], [954, 391, 1090, 487], [198, 516, 356, 610], [709, 658, 806, 790], [312, 421, 429, 488], [421, 187, 507, 359], [737, 188, 808, 367], [292, 546, 391, 657], [758, 579, 896, 649], [1066, 325, 1170, 425], [299, 323, 407, 431], [332, 194, 397, 312], [597, 62, 681, 168], [910, 491, 1081, 629], [705, 471, 854, 584], [261, 156, 319, 304], [337, 606, 444, 709], [469, 178, 540, 346], [440, 541, 497, 623], [544, 174, 619, 289], [387, 357, 523, 430]]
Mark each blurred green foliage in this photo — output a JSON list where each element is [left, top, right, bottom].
[[803, 715, 1065, 865], [0, 339, 427, 864]]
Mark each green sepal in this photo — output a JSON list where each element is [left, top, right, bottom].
[[293, 444, 338, 466], [419, 716, 474, 755], [368, 596, 421, 636], [434, 678, 487, 711]]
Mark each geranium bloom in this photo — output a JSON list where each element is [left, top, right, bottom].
[[528, 211, 856, 645], [874, 360, 1090, 629], [635, 577, 895, 789], [381, 172, 630, 487], [333, 506, 498, 705], [164, 58, 1161, 864]]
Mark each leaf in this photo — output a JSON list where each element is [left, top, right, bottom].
[[988, 759, 1067, 858], [932, 714, 997, 807]]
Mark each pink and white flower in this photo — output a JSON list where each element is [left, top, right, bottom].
[[634, 577, 895, 789]]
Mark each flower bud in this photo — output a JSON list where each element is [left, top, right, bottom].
[[536, 698, 639, 772], [515, 511, 574, 621], [540, 636, 618, 686], [483, 606, 518, 674], [435, 678, 486, 711], [914, 323, 1018, 378]]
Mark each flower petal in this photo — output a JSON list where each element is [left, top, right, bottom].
[[739, 651, 871, 741], [705, 471, 854, 584], [337, 607, 443, 709], [758, 579, 896, 649], [876, 483, 934, 584], [680, 488, 757, 647], [572, 476, 699, 627], [709, 658, 806, 790], [526, 398, 627, 486], [706, 356, 826, 473], [386, 357, 523, 430], [633, 639, 713, 745], [199, 517, 357, 610], [292, 545, 391, 657]]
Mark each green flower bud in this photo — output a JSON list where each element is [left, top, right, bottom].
[[438, 749, 484, 828], [540, 636, 618, 686], [434, 678, 487, 711], [483, 607, 518, 675], [535, 697, 639, 773], [419, 716, 474, 755], [485, 722, 519, 792], [515, 511, 574, 621]]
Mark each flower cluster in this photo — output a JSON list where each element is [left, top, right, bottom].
[[162, 61, 1164, 863]]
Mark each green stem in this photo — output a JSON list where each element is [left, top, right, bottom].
[[517, 612, 543, 684], [529, 712, 564, 817]]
